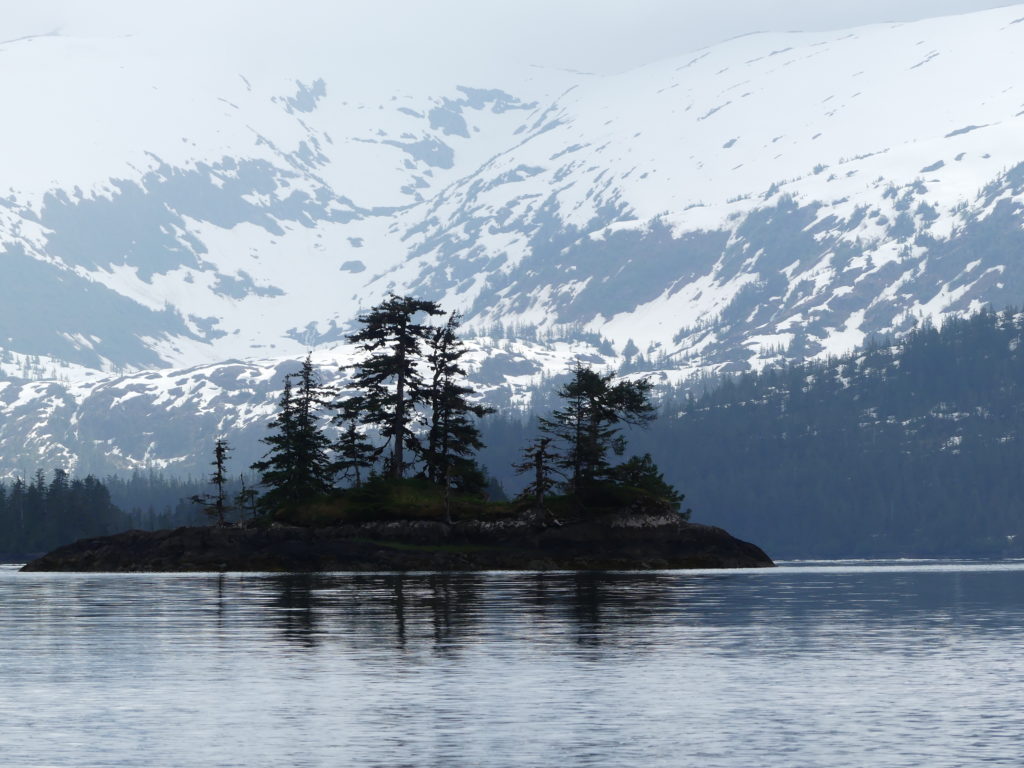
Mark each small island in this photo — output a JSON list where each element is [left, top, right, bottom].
[[22, 494, 772, 572], [22, 295, 773, 573]]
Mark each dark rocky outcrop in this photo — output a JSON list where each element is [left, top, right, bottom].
[[21, 510, 773, 572]]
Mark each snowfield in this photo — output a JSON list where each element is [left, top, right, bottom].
[[1, 3, 1024, 473]]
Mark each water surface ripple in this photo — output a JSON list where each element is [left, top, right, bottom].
[[1, 561, 1023, 767]]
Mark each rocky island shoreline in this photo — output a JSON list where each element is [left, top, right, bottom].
[[21, 510, 773, 572], [18, 302, 778, 575]]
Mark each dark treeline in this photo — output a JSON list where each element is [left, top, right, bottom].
[[0, 470, 259, 559], [610, 308, 1024, 558], [0, 470, 126, 557]]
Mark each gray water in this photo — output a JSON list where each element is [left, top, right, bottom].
[[1, 561, 1023, 767]]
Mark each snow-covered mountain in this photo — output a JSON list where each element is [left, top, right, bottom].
[[2, 4, 1024, 475], [0, 336, 619, 477]]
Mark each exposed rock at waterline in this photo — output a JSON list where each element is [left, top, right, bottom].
[[22, 511, 773, 572]]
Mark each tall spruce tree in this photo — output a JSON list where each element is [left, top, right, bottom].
[[191, 438, 232, 525], [343, 294, 444, 479], [540, 363, 657, 494], [252, 355, 334, 512], [252, 372, 299, 512], [424, 312, 494, 491]]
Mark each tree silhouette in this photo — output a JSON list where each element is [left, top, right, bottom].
[[424, 312, 494, 492], [191, 438, 232, 525], [540, 363, 657, 493], [252, 355, 334, 513], [610, 453, 686, 515], [342, 294, 444, 479], [513, 436, 560, 508], [333, 397, 378, 489]]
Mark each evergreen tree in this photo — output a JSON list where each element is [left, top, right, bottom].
[[610, 453, 687, 515], [252, 372, 297, 510], [513, 436, 560, 507], [234, 475, 260, 520], [342, 294, 444, 479], [0, 485, 8, 551], [333, 397, 378, 488], [424, 312, 494, 491], [252, 355, 334, 513], [75, 475, 123, 537], [291, 354, 336, 490], [46, 469, 71, 543], [539, 363, 657, 494], [7, 478, 25, 545], [191, 438, 232, 525], [24, 471, 47, 551]]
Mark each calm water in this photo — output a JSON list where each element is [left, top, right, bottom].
[[2, 562, 1023, 767]]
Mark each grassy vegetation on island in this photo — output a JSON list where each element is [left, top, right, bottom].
[[271, 476, 682, 528]]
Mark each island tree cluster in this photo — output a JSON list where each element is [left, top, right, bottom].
[[242, 295, 494, 517], [233, 293, 682, 521], [516, 362, 685, 512], [0, 297, 683, 555]]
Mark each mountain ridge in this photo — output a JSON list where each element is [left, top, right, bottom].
[[1, 6, 1022, 376], [2, 5, 1024, 475]]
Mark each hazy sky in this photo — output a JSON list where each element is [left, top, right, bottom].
[[449, 0, 1019, 73], [3, 0, 1019, 79]]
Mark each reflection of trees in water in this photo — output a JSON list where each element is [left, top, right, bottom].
[[264, 573, 484, 653], [215, 572, 226, 632], [247, 569, 1024, 660], [391, 575, 406, 648], [262, 571, 731, 652], [268, 573, 321, 647], [333, 573, 485, 654], [424, 573, 482, 654], [521, 571, 763, 649], [571, 573, 603, 646], [525, 572, 688, 647]]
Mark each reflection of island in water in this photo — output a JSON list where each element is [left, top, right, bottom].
[[253, 567, 1024, 659], [260, 572, 742, 651]]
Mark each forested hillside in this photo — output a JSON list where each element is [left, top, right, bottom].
[[0, 471, 237, 559], [0, 472, 128, 558], [611, 309, 1024, 558]]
